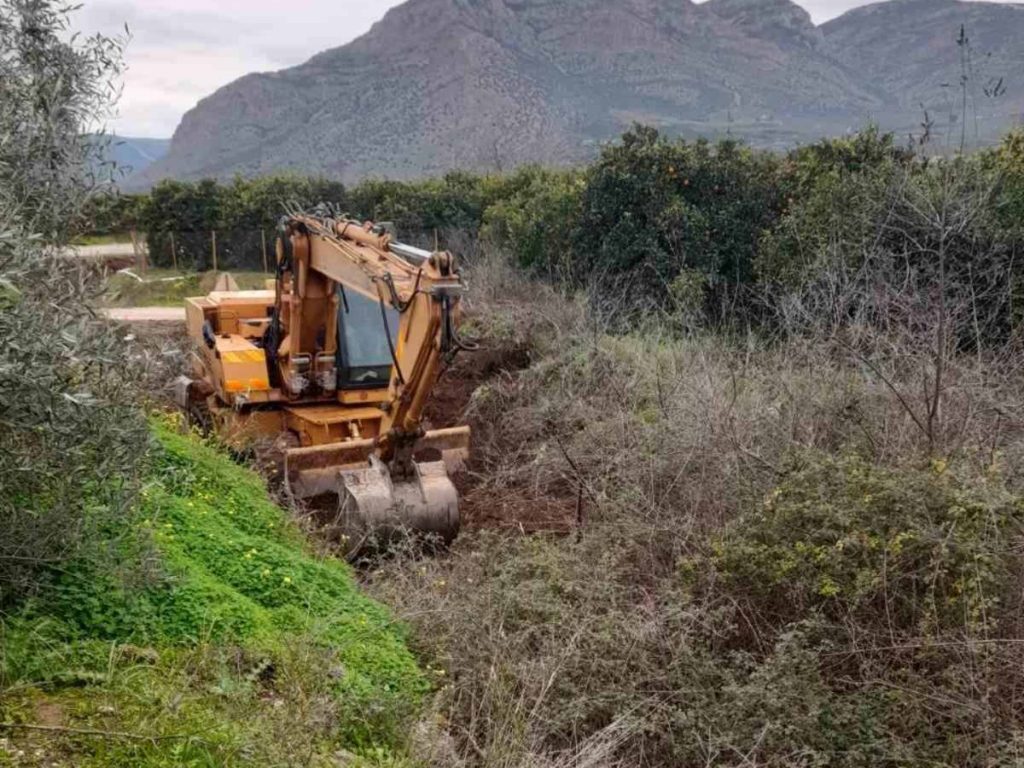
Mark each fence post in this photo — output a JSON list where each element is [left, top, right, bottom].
[[261, 229, 269, 274], [131, 229, 146, 277], [169, 232, 178, 272], [211, 230, 218, 273]]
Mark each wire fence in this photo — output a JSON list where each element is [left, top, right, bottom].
[[145, 229, 276, 273]]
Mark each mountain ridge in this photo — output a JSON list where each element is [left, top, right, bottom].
[[130, 0, 1024, 189]]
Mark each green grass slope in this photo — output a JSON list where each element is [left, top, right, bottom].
[[1, 422, 425, 767]]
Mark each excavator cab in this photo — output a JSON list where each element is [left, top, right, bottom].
[[177, 216, 471, 551], [337, 288, 398, 389]]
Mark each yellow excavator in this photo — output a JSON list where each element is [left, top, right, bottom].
[[174, 213, 471, 548]]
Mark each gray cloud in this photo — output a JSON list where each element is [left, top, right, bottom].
[[76, 0, 396, 136]]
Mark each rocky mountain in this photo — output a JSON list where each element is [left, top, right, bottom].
[[132, 0, 1024, 189], [94, 135, 170, 176], [823, 0, 1024, 145], [707, 0, 826, 50]]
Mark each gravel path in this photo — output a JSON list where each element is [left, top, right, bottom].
[[103, 307, 185, 324], [67, 243, 140, 259]]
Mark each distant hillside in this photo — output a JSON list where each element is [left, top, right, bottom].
[[823, 0, 1024, 145], [93, 135, 170, 178], [132, 0, 1024, 189]]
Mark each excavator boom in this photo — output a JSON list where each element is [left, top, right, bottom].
[[177, 214, 471, 549]]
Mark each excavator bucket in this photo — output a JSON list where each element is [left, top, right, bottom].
[[284, 427, 470, 548]]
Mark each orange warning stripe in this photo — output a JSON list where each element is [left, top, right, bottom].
[[224, 378, 271, 393], [222, 350, 266, 364]]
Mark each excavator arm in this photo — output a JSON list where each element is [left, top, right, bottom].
[[273, 215, 470, 545], [289, 217, 462, 455]]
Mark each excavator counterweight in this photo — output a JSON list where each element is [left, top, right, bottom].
[[175, 214, 471, 549]]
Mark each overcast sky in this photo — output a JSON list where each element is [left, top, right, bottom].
[[74, 0, 1015, 138]]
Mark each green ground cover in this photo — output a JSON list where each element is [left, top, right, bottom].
[[0, 422, 425, 767]]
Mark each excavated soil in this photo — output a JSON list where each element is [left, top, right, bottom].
[[424, 343, 580, 535]]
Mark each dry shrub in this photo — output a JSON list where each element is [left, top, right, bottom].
[[368, 243, 1024, 766]]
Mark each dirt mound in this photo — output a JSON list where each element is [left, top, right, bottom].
[[423, 343, 529, 429], [427, 342, 580, 534]]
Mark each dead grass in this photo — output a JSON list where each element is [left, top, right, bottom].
[[365, 250, 1024, 767]]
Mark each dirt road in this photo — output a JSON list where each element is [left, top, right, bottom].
[[65, 243, 140, 260], [103, 307, 185, 324]]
